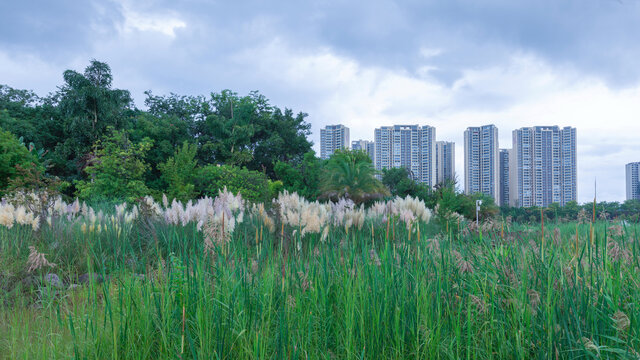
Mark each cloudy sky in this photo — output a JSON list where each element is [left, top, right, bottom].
[[1, 0, 639, 202]]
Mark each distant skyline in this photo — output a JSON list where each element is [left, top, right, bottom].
[[1, 0, 640, 202]]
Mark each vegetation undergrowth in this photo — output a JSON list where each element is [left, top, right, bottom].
[[0, 192, 638, 359]]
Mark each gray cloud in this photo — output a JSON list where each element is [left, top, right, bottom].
[[1, 0, 639, 202], [0, 0, 122, 61]]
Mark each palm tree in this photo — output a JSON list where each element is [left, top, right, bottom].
[[320, 149, 388, 204]]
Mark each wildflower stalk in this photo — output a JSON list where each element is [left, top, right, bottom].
[[181, 305, 186, 355], [221, 213, 225, 256], [281, 222, 284, 253], [385, 218, 390, 242], [281, 259, 286, 293], [575, 224, 579, 257], [392, 218, 395, 243], [370, 222, 374, 248]]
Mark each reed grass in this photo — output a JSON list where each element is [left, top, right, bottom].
[[0, 210, 638, 359]]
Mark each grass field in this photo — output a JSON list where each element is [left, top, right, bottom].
[[0, 193, 638, 359]]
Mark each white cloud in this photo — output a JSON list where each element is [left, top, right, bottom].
[[118, 1, 186, 38], [419, 47, 443, 59]]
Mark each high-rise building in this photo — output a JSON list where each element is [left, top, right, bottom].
[[464, 125, 500, 204], [512, 126, 577, 207], [351, 139, 375, 161], [320, 124, 350, 159], [499, 149, 514, 207], [627, 162, 640, 201], [436, 141, 455, 185], [374, 125, 437, 187], [560, 127, 578, 205]]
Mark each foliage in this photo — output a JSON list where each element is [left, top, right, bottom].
[[250, 107, 313, 177], [128, 112, 191, 190], [428, 180, 499, 224], [1, 61, 313, 199], [195, 90, 312, 176], [53, 60, 134, 180], [0, 87, 62, 164], [320, 149, 388, 204], [144, 90, 211, 133], [274, 150, 324, 200], [158, 141, 199, 202], [0, 128, 41, 192], [268, 180, 284, 199], [75, 128, 153, 202], [381, 167, 433, 202], [501, 199, 640, 223], [195, 165, 271, 203]]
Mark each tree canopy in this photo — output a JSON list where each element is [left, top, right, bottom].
[[0, 60, 314, 200]]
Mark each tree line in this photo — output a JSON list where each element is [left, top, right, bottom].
[[0, 60, 313, 203], [1, 59, 638, 223]]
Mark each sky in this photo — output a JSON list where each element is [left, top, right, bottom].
[[1, 0, 639, 203]]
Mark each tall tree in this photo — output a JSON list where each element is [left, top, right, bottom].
[[54, 60, 134, 179], [196, 90, 312, 176], [144, 90, 211, 136], [251, 107, 312, 177]]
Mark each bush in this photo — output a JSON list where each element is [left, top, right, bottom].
[[0, 127, 41, 192], [274, 151, 323, 200], [268, 180, 284, 199], [75, 128, 153, 202], [158, 141, 199, 202], [195, 165, 270, 203]]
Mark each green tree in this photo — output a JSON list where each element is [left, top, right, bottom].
[[250, 107, 312, 177], [381, 167, 432, 198], [75, 128, 153, 202], [0, 128, 41, 192], [54, 60, 134, 180], [469, 192, 499, 220], [198, 90, 268, 166], [621, 200, 640, 221], [0, 85, 63, 159], [158, 142, 199, 202], [144, 91, 210, 132], [274, 150, 324, 200], [195, 165, 271, 203], [128, 112, 191, 190], [320, 149, 388, 204], [196, 90, 312, 175]]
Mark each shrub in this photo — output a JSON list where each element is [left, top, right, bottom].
[[195, 165, 270, 203], [0, 127, 41, 193], [75, 128, 153, 202], [158, 141, 199, 202], [274, 151, 323, 200]]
